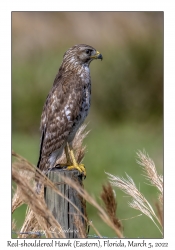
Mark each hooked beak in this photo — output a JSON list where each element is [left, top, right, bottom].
[[91, 51, 103, 60]]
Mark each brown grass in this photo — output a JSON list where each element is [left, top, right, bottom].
[[73, 214, 87, 238], [61, 175, 124, 238], [12, 124, 124, 238], [106, 150, 163, 235], [12, 126, 163, 238], [100, 183, 123, 233], [12, 159, 65, 238], [12, 151, 124, 238]]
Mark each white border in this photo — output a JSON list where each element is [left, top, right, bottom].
[[1, 0, 175, 248]]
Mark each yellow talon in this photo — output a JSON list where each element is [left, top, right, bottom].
[[67, 164, 86, 178], [65, 143, 86, 178]]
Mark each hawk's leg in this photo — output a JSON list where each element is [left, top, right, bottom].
[[54, 144, 74, 168], [64, 144, 72, 166], [66, 143, 86, 178]]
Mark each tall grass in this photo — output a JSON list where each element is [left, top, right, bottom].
[[12, 125, 163, 238]]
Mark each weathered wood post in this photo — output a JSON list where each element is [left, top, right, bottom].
[[44, 169, 87, 238]]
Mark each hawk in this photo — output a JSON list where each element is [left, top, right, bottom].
[[36, 44, 102, 187]]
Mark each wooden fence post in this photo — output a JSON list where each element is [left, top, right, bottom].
[[44, 169, 87, 238]]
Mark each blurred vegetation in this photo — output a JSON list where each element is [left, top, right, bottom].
[[12, 12, 163, 238], [12, 12, 163, 132], [12, 122, 163, 238]]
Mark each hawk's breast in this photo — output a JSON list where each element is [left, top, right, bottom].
[[67, 65, 91, 143]]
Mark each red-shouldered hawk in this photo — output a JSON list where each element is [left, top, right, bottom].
[[36, 44, 102, 189]]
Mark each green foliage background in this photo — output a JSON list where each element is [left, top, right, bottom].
[[12, 12, 163, 238]]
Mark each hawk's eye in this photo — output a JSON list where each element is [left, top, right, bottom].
[[85, 49, 91, 55]]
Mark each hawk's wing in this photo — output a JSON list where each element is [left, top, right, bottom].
[[37, 73, 83, 171]]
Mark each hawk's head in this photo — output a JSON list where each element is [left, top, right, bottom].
[[62, 44, 103, 71]]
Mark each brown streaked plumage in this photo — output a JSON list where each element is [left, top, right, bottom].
[[37, 44, 103, 177]]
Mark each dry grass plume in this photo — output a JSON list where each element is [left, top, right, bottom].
[[106, 150, 163, 235], [12, 126, 163, 238], [100, 183, 123, 233]]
